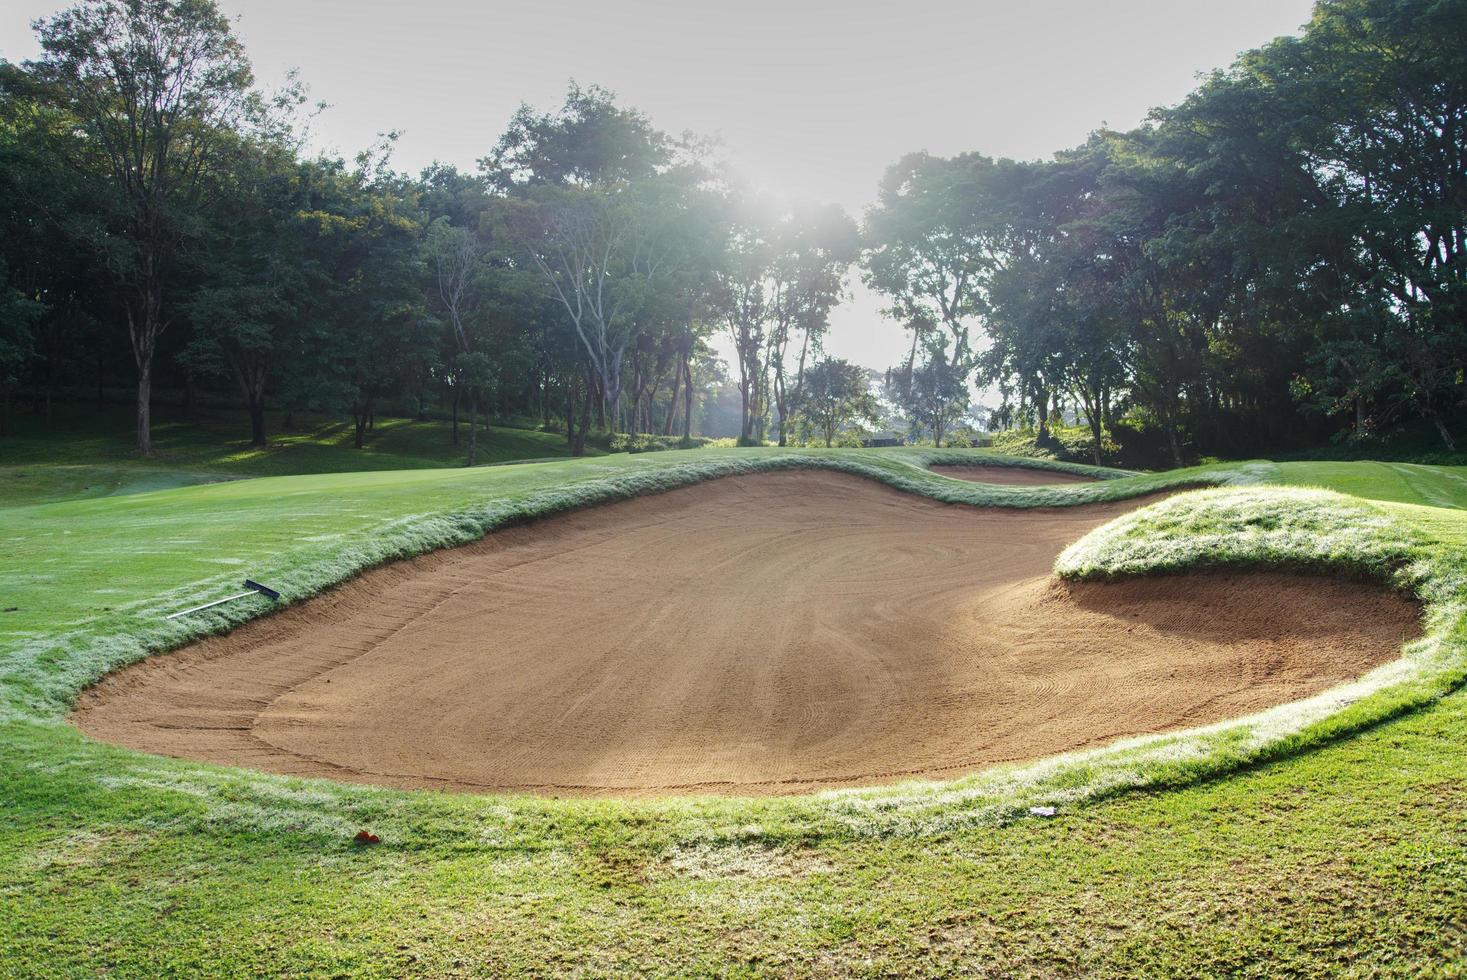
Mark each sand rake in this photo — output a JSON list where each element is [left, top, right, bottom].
[[165, 579, 281, 620]]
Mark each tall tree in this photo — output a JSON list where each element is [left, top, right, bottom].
[[489, 84, 709, 435], [183, 135, 307, 446], [863, 152, 1016, 389], [796, 357, 880, 447], [427, 216, 488, 464], [766, 204, 859, 445], [713, 214, 772, 444], [27, 0, 256, 454]]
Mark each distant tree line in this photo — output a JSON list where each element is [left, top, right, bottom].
[[3, 0, 1462, 464], [0, 0, 862, 457], [865, 0, 1467, 463]]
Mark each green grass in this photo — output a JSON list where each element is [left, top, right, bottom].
[[1, 402, 597, 502], [2, 444, 1466, 974], [0, 463, 230, 508], [1270, 459, 1467, 509]]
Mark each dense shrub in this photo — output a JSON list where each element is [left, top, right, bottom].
[[599, 432, 716, 453]]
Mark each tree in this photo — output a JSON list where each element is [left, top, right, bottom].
[[863, 152, 1016, 391], [0, 261, 43, 435], [1247, 0, 1467, 448], [427, 216, 488, 464], [766, 204, 858, 445], [713, 213, 772, 445], [27, 0, 256, 454], [896, 342, 969, 448], [183, 135, 308, 446], [797, 357, 881, 447], [291, 143, 426, 449], [0, 64, 111, 430], [489, 85, 711, 438]]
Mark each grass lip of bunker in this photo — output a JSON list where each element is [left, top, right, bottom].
[[71, 469, 1421, 798]]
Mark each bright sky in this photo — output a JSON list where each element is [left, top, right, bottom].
[[2, 0, 1317, 375]]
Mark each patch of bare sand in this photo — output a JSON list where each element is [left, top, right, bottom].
[[73, 471, 1419, 797]]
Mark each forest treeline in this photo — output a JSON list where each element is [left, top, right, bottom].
[[1, 0, 1463, 464]]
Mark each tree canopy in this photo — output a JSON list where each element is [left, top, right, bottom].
[[2, 0, 1462, 464]]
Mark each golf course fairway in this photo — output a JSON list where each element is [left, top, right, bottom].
[[5, 448, 1467, 973]]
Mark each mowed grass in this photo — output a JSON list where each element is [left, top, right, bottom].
[[1, 442, 1466, 974]]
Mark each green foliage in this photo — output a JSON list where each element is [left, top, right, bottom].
[[794, 357, 881, 447], [0, 403, 601, 499], [863, 0, 1467, 461], [989, 424, 1119, 465], [890, 341, 969, 446], [601, 432, 715, 453]]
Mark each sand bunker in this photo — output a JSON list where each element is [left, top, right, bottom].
[[931, 464, 1099, 486], [73, 471, 1419, 797]]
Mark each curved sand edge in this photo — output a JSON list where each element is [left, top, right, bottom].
[[73, 470, 1419, 797]]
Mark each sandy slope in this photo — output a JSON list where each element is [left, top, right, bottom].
[[74, 470, 1419, 796]]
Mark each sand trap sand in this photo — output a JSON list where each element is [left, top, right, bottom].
[[73, 470, 1419, 797], [931, 464, 1099, 485]]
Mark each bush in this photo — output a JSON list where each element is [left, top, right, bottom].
[[599, 432, 716, 454]]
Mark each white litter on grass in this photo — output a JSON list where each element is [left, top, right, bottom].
[[1028, 806, 1057, 818]]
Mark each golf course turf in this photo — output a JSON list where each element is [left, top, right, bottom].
[[73, 470, 1418, 797], [4, 447, 1467, 973]]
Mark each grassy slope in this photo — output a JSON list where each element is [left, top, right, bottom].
[[0, 403, 594, 506], [2, 447, 1466, 974]]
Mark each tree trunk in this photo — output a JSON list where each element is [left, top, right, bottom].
[[248, 395, 267, 447], [184, 369, 197, 421], [353, 395, 373, 449], [681, 354, 694, 444], [565, 375, 576, 445], [1431, 413, 1457, 451], [773, 365, 788, 447], [466, 391, 478, 466], [451, 386, 460, 446], [739, 382, 753, 444], [135, 354, 154, 456], [128, 287, 163, 456], [572, 370, 593, 457], [664, 361, 682, 436]]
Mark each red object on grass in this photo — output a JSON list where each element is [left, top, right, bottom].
[[354, 830, 380, 845]]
